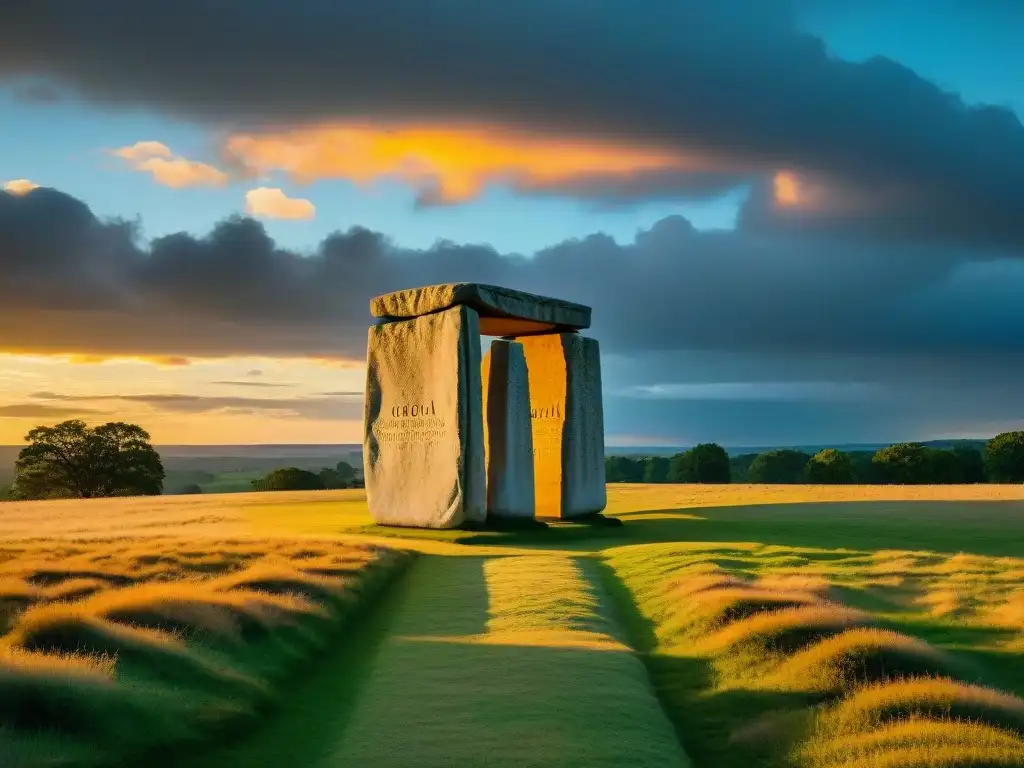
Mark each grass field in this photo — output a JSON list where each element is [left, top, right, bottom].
[[0, 484, 1021, 767]]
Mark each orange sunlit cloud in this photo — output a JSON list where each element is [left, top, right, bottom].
[[110, 141, 229, 188], [773, 170, 803, 207], [3, 179, 39, 195], [244, 187, 316, 220], [224, 123, 723, 204], [772, 169, 884, 215]]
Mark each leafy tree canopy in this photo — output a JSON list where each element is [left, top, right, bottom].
[[670, 443, 731, 484], [805, 449, 856, 484], [13, 420, 164, 500], [984, 431, 1024, 483], [747, 449, 812, 484]]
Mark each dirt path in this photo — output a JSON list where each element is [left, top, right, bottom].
[[191, 554, 690, 768]]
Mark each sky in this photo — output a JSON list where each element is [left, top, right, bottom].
[[1, 0, 1024, 447]]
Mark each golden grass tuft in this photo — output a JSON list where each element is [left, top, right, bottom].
[[44, 578, 110, 601], [800, 716, 1024, 767], [84, 582, 321, 643], [765, 628, 959, 694], [698, 604, 869, 655], [821, 678, 1024, 736], [663, 585, 824, 644], [212, 562, 352, 604], [3, 603, 264, 697], [989, 591, 1024, 629]]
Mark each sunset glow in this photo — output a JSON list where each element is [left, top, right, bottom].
[[224, 124, 712, 204]]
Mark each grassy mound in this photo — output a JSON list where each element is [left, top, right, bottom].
[[821, 678, 1024, 736], [606, 542, 1024, 768], [698, 604, 868, 655], [0, 539, 411, 768], [766, 628, 961, 694]]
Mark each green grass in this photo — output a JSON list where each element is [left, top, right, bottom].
[[197, 470, 266, 494], [191, 555, 690, 768], [0, 485, 1022, 767]]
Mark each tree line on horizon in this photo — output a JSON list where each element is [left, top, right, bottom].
[[4, 420, 1024, 501], [605, 432, 1024, 485]]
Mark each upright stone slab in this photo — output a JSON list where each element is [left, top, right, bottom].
[[363, 305, 486, 529], [517, 333, 606, 519], [481, 340, 536, 519]]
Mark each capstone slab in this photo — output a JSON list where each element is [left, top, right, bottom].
[[370, 283, 592, 337], [481, 340, 536, 519], [516, 333, 607, 519], [363, 305, 486, 528]]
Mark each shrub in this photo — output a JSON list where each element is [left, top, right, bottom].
[[252, 468, 326, 492]]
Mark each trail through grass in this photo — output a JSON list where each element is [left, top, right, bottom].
[[195, 554, 690, 768]]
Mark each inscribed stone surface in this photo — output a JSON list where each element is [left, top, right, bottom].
[[370, 283, 591, 336], [517, 333, 607, 519], [363, 305, 486, 528], [481, 340, 536, 519]]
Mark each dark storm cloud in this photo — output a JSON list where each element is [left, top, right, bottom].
[[2, 1, 1024, 244], [3, 186, 1024, 365]]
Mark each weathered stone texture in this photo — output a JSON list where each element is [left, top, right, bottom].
[[517, 333, 607, 519], [363, 305, 486, 528], [481, 340, 536, 519], [370, 283, 592, 337]]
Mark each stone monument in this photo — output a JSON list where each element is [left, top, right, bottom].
[[364, 282, 606, 528], [481, 339, 535, 519], [518, 333, 607, 519]]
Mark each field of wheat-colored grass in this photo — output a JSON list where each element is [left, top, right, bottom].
[[0, 484, 1022, 767], [0, 536, 410, 768]]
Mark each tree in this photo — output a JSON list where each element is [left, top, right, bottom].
[[871, 443, 936, 484], [318, 465, 357, 489], [670, 443, 731, 483], [747, 450, 812, 484], [924, 448, 961, 484], [252, 467, 326, 492], [642, 456, 671, 483], [605, 456, 643, 483], [805, 448, 856, 484], [984, 431, 1024, 483], [12, 420, 164, 500], [951, 445, 986, 484]]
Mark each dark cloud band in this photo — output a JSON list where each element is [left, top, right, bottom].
[[2, 1, 1023, 245]]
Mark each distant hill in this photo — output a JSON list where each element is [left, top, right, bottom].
[[0, 444, 364, 486], [602, 439, 990, 458], [1, 439, 995, 486]]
